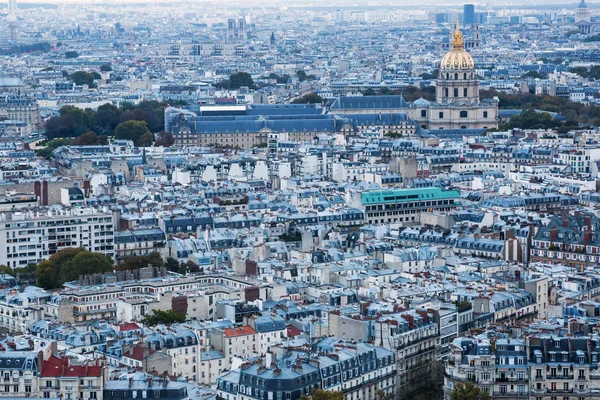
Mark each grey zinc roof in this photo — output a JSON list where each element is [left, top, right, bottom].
[[331, 95, 409, 110]]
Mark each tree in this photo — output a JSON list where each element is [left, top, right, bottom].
[[70, 71, 96, 87], [420, 69, 440, 80], [363, 88, 377, 96], [154, 131, 175, 147], [165, 257, 180, 273], [72, 131, 103, 145], [35, 138, 72, 158], [93, 103, 122, 133], [14, 264, 36, 285], [100, 64, 112, 72], [291, 93, 323, 104], [450, 382, 491, 400], [0, 265, 15, 277], [116, 252, 164, 271], [36, 260, 60, 289], [114, 120, 152, 146], [142, 309, 186, 326], [180, 260, 200, 274], [229, 72, 254, 89], [276, 74, 290, 84], [302, 389, 344, 400], [44, 114, 79, 139], [65, 51, 79, 59], [297, 70, 308, 82], [522, 70, 545, 79], [61, 251, 113, 282]]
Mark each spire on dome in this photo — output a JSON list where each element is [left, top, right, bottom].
[[452, 18, 464, 50]]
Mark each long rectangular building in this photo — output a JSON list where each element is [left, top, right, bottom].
[[358, 187, 460, 224], [0, 208, 114, 268]]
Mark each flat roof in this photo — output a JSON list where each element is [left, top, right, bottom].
[[361, 187, 460, 205]]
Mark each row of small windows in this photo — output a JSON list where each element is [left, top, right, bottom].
[[421, 110, 488, 119], [444, 72, 475, 80]]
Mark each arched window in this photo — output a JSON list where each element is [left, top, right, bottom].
[[454, 73, 458, 80], [460, 111, 468, 118], [454, 88, 459, 97], [464, 88, 468, 97]]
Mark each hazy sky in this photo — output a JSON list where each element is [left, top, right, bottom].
[[8, 0, 590, 4]]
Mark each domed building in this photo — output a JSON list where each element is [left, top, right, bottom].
[[576, 0, 592, 34], [410, 20, 498, 131]]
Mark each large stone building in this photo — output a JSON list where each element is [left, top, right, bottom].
[[412, 21, 498, 130], [576, 0, 592, 34]]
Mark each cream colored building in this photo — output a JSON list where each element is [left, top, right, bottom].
[[410, 20, 498, 131]]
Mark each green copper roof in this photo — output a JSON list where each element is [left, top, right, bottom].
[[361, 187, 460, 205]]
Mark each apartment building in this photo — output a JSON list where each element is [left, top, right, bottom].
[[211, 325, 258, 363], [63, 276, 200, 322], [374, 310, 440, 391], [145, 326, 199, 383], [0, 337, 49, 398], [0, 208, 114, 269], [444, 334, 600, 399], [217, 341, 396, 400], [531, 213, 600, 271], [0, 287, 52, 333], [246, 314, 288, 355], [40, 356, 105, 400], [114, 227, 166, 264]]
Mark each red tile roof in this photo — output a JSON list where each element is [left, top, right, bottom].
[[40, 355, 103, 377], [287, 325, 302, 337], [119, 322, 141, 331], [124, 345, 155, 361], [224, 326, 257, 337]]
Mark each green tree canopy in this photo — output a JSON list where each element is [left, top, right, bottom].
[[116, 252, 164, 271], [522, 70, 545, 79], [70, 71, 96, 87], [420, 69, 440, 80], [154, 131, 175, 147], [35, 138, 72, 158], [0, 265, 15, 277], [60, 251, 113, 282], [72, 131, 107, 145], [65, 51, 79, 59], [165, 257, 180, 273], [100, 64, 112, 72], [229, 72, 255, 89], [93, 103, 123, 133], [297, 70, 308, 82], [35, 248, 114, 289], [450, 382, 491, 400], [291, 93, 323, 104], [114, 120, 152, 146], [36, 260, 59, 290], [302, 389, 344, 400], [142, 309, 186, 326]]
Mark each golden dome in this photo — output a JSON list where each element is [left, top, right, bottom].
[[440, 19, 475, 71]]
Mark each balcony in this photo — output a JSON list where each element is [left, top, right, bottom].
[[548, 375, 574, 380], [530, 387, 545, 394], [547, 389, 574, 394], [492, 392, 527, 398]]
